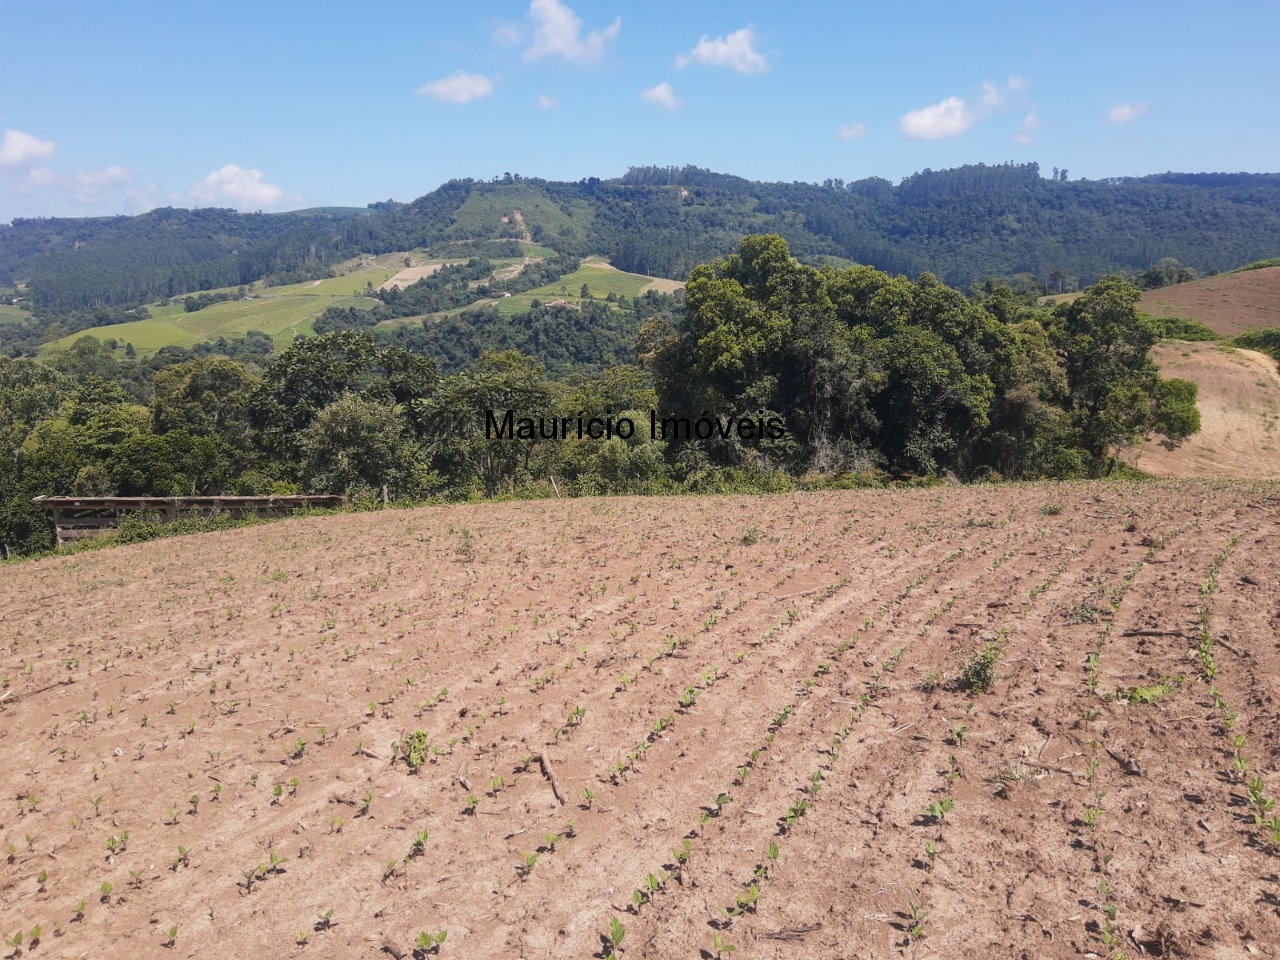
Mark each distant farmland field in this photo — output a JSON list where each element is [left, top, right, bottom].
[[43, 264, 400, 354], [1140, 265, 1280, 337]]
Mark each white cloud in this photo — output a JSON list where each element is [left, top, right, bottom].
[[0, 129, 56, 167], [536, 93, 560, 110], [73, 166, 133, 205], [124, 183, 173, 214], [76, 166, 132, 187], [25, 167, 59, 188], [1013, 112, 1039, 146], [1108, 101, 1150, 124], [899, 96, 975, 140], [523, 0, 620, 63], [676, 27, 768, 74], [491, 20, 522, 47], [190, 165, 293, 210], [416, 70, 495, 104], [981, 75, 1029, 108], [837, 123, 868, 141], [642, 82, 680, 110]]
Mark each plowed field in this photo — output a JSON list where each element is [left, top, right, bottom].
[[3, 482, 1279, 958]]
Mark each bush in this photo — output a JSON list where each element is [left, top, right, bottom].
[[957, 642, 1000, 694], [1145, 314, 1220, 341]]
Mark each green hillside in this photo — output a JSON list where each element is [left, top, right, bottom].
[[0, 287, 26, 325], [492, 260, 661, 317], [44, 263, 398, 355]]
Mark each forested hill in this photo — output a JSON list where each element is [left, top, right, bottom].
[[4, 162, 1280, 315]]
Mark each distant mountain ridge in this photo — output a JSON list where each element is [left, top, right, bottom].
[[3, 162, 1279, 316]]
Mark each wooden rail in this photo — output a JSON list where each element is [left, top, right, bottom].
[[32, 495, 345, 546]]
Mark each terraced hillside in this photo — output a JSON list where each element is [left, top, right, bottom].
[[2, 483, 1279, 958]]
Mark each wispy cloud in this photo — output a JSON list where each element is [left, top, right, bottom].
[[536, 93, 560, 110], [190, 165, 295, 210], [523, 0, 620, 63], [74, 166, 133, 205], [981, 75, 1028, 108], [676, 27, 768, 74], [837, 123, 868, 141], [642, 82, 680, 110], [1012, 112, 1039, 146], [1108, 101, 1150, 124], [24, 167, 59, 188], [416, 70, 495, 104], [491, 19, 522, 47], [0, 129, 56, 167]]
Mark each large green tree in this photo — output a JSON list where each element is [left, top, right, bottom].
[[416, 350, 557, 497], [1051, 275, 1196, 470]]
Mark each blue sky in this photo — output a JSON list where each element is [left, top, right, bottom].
[[1, 0, 1277, 222]]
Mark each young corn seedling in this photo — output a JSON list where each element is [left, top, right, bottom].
[[710, 931, 737, 957], [923, 797, 954, 825], [409, 829, 428, 860], [673, 840, 692, 868], [414, 930, 447, 955], [395, 731, 431, 773], [517, 851, 539, 879], [1260, 816, 1280, 849], [780, 799, 809, 833], [563, 705, 586, 731], [163, 924, 178, 947], [725, 882, 760, 919], [601, 916, 626, 959], [906, 901, 929, 940]]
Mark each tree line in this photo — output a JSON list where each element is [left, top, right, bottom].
[[4, 162, 1279, 338], [0, 236, 1199, 558]]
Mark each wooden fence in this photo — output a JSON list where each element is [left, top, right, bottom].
[[32, 495, 345, 546]]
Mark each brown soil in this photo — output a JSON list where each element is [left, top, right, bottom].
[[1141, 267, 1280, 337], [3, 483, 1280, 958], [511, 211, 532, 244], [1140, 343, 1280, 478], [380, 263, 448, 292], [641, 277, 685, 295]]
